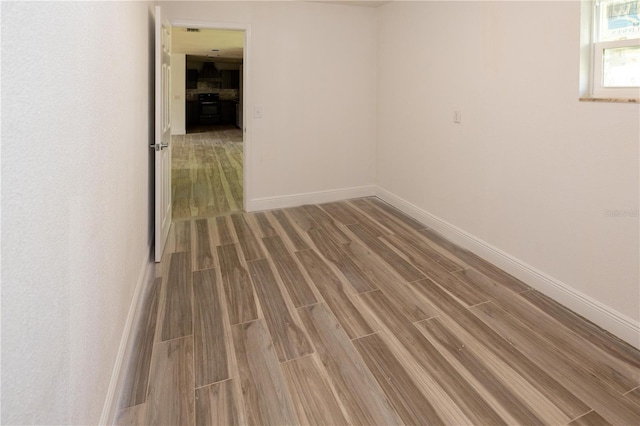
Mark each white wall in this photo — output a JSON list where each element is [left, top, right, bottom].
[[171, 53, 186, 135], [160, 1, 379, 208], [2, 2, 636, 423], [1, 1, 154, 424], [377, 1, 639, 345]]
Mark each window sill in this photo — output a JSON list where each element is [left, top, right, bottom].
[[579, 97, 640, 104]]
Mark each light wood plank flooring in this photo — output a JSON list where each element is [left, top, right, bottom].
[[172, 125, 243, 220], [116, 197, 640, 425]]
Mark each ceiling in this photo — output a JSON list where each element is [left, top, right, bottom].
[[172, 27, 244, 59]]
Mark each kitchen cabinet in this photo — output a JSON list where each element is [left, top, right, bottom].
[[186, 100, 199, 126], [221, 100, 236, 124], [186, 69, 198, 89], [221, 70, 240, 89]]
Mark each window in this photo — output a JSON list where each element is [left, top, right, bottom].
[[591, 0, 640, 98]]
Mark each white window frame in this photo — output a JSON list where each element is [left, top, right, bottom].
[[590, 0, 640, 99]]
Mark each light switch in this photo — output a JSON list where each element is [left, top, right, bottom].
[[254, 106, 263, 118], [453, 110, 462, 124]]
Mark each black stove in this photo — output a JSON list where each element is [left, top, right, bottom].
[[198, 93, 221, 123]]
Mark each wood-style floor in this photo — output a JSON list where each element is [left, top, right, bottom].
[[172, 125, 243, 220], [116, 197, 640, 425]]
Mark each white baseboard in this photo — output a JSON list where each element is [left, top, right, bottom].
[[375, 186, 640, 350], [99, 248, 156, 425], [246, 185, 376, 212]]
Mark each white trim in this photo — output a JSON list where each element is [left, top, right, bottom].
[[171, 19, 248, 32], [590, 0, 640, 98], [247, 185, 376, 212], [593, 39, 640, 98], [169, 19, 252, 213], [375, 186, 640, 350], [243, 26, 251, 214], [99, 250, 155, 425]]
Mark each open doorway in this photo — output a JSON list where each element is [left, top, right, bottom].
[[170, 27, 245, 220]]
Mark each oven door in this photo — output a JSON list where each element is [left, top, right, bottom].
[[200, 101, 220, 116]]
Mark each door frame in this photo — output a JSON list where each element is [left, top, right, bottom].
[[171, 19, 252, 213]]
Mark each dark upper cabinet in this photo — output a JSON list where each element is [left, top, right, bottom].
[[221, 70, 240, 89], [186, 69, 198, 89]]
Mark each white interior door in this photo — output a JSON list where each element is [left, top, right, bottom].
[[153, 5, 172, 262]]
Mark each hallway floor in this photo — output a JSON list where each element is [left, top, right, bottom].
[[116, 198, 640, 425], [172, 125, 243, 220]]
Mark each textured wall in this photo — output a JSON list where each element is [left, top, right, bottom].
[[377, 1, 639, 332], [1, 1, 154, 424]]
